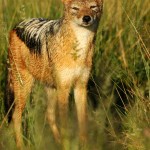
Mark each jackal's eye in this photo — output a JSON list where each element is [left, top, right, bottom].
[[72, 7, 79, 11], [90, 6, 98, 11]]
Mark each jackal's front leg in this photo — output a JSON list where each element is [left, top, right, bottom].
[[46, 87, 60, 143], [74, 80, 88, 143], [57, 84, 71, 144]]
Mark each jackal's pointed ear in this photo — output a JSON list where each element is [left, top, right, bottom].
[[97, 0, 103, 11], [61, 0, 72, 4], [97, 0, 103, 4]]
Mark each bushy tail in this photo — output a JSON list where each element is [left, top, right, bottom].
[[4, 65, 14, 123]]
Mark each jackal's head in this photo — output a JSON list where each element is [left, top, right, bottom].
[[62, 0, 103, 27]]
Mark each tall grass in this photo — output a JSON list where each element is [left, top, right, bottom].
[[0, 0, 150, 149]]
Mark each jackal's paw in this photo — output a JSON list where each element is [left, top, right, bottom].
[[79, 134, 88, 149], [80, 134, 88, 142], [54, 131, 61, 144], [50, 124, 61, 144]]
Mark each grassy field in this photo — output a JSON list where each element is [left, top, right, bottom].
[[0, 0, 150, 149]]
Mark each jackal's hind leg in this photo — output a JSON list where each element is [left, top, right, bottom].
[[12, 70, 34, 149], [46, 87, 60, 143]]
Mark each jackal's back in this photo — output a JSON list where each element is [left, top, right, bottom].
[[14, 18, 62, 54]]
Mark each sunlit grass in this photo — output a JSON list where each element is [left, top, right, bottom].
[[0, 0, 149, 149]]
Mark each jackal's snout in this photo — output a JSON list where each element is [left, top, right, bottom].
[[81, 15, 97, 27], [82, 15, 92, 25]]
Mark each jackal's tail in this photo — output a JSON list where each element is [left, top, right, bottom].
[[4, 63, 14, 123]]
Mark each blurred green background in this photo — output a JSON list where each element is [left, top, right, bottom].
[[0, 0, 149, 149]]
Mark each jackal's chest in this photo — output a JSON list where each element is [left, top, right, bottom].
[[58, 65, 90, 84], [70, 24, 93, 60]]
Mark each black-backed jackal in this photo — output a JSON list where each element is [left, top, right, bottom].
[[6, 0, 103, 148]]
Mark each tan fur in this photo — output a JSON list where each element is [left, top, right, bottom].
[[8, 0, 103, 148]]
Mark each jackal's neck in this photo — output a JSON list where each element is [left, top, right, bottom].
[[56, 18, 96, 60], [60, 18, 97, 46]]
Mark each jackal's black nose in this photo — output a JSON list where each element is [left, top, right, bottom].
[[83, 16, 91, 23]]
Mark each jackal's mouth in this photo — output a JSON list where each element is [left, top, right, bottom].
[[81, 21, 94, 27]]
